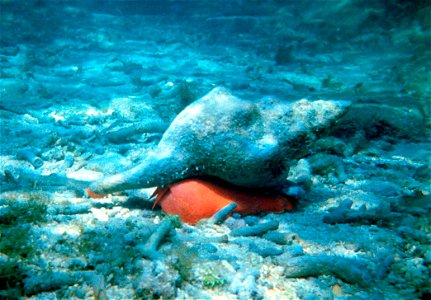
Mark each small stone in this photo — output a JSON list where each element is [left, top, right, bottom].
[[249, 242, 283, 257], [263, 231, 289, 245], [230, 220, 279, 237]]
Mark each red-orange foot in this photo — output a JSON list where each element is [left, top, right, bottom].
[[152, 178, 294, 224], [86, 188, 105, 199]]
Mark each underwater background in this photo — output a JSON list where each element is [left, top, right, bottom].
[[0, 0, 430, 299]]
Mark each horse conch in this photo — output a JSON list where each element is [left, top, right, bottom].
[[88, 87, 350, 196]]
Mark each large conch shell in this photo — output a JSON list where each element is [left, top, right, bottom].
[[89, 87, 350, 195]]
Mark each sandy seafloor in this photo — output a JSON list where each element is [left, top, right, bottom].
[[0, 1, 430, 299]]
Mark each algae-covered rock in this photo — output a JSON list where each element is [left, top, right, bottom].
[[90, 87, 350, 194], [336, 103, 426, 139]]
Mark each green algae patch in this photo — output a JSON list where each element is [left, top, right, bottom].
[[202, 272, 227, 289], [0, 191, 49, 226], [0, 191, 50, 298]]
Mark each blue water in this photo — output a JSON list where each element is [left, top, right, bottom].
[[1, 1, 429, 112], [0, 1, 430, 299]]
